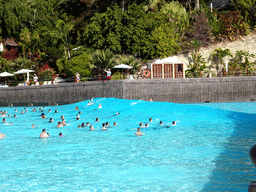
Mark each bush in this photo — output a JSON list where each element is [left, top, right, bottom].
[[218, 10, 250, 41], [37, 64, 55, 81]]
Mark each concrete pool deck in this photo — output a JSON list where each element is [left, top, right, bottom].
[[0, 76, 255, 106]]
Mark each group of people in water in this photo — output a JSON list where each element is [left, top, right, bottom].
[[1, 98, 178, 139]]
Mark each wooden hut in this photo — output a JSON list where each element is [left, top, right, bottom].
[[148, 56, 185, 79]]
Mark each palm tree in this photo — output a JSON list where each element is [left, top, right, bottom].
[[210, 48, 232, 75], [90, 49, 117, 75], [116, 54, 142, 74], [49, 19, 74, 59]]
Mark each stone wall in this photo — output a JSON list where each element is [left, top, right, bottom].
[[0, 77, 255, 106], [177, 34, 256, 71]]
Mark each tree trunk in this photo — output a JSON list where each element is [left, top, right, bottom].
[[195, 0, 199, 9]]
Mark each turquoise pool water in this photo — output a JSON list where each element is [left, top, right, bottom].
[[0, 98, 256, 191]]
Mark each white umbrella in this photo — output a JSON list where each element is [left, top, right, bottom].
[[0, 43, 4, 52], [113, 64, 132, 79], [0, 72, 14, 85], [113, 64, 132, 69], [14, 69, 35, 82], [0, 72, 14, 77]]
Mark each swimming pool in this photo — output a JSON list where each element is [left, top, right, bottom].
[[0, 98, 256, 191]]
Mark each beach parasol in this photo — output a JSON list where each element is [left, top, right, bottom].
[[113, 64, 132, 79], [14, 69, 35, 82], [0, 72, 14, 85], [0, 43, 4, 52]]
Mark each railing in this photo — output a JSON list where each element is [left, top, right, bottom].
[[186, 70, 256, 78]]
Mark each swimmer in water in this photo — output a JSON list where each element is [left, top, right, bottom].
[[61, 115, 64, 119], [40, 129, 49, 138], [32, 124, 35, 128], [48, 109, 51, 112], [106, 122, 109, 127], [55, 110, 58, 113], [3, 118, 6, 123], [75, 106, 79, 111], [78, 124, 81, 128], [32, 108, 36, 111], [81, 123, 85, 127], [49, 118, 53, 123], [59, 133, 64, 137], [139, 122, 143, 128], [61, 119, 69, 126], [79, 111, 82, 114], [98, 104, 102, 109], [113, 122, 117, 126], [14, 114, 17, 118], [135, 128, 145, 136], [159, 121, 164, 125], [102, 123, 107, 130], [8, 114, 11, 117], [145, 123, 149, 127], [15, 109, 17, 112], [149, 118, 153, 122], [0, 132, 7, 139], [1, 113, 6, 117], [21, 111, 24, 114], [90, 125, 94, 131], [114, 112, 120, 116], [41, 114, 47, 119], [57, 122, 63, 128], [25, 110, 28, 113], [95, 118, 99, 122], [86, 122, 90, 126]]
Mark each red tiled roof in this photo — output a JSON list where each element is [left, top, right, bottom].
[[4, 38, 19, 46]]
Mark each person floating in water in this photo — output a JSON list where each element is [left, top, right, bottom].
[[114, 112, 120, 116], [59, 133, 64, 137], [98, 104, 102, 109], [75, 106, 79, 111], [95, 118, 99, 122], [90, 125, 94, 131], [149, 118, 153, 122], [135, 128, 145, 136], [49, 118, 53, 123], [40, 129, 49, 138]]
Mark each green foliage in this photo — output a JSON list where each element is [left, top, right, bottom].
[[229, 50, 255, 74], [63, 52, 92, 78], [3, 0, 31, 38], [49, 19, 75, 59], [144, 23, 180, 59], [218, 10, 250, 41], [83, 4, 124, 53], [186, 52, 207, 77], [37, 64, 55, 81], [160, 1, 189, 37], [90, 49, 117, 73], [116, 54, 142, 73], [210, 48, 232, 75]]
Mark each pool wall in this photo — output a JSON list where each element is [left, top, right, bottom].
[[0, 77, 255, 106]]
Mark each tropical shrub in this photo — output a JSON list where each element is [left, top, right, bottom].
[[1, 49, 18, 60], [63, 52, 92, 78], [37, 64, 55, 81], [218, 10, 250, 41]]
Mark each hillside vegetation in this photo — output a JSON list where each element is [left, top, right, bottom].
[[0, 0, 255, 80]]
